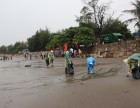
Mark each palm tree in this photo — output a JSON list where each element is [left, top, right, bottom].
[[123, 0, 140, 28]]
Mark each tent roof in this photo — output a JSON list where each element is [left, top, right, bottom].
[[112, 33, 122, 36]]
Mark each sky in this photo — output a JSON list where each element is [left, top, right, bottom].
[[0, 0, 135, 46]]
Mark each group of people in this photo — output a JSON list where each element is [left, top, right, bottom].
[[44, 50, 55, 66], [23, 50, 55, 67], [0, 55, 12, 60], [44, 48, 96, 76], [69, 48, 82, 58], [64, 48, 96, 76], [40, 50, 55, 66], [23, 48, 96, 77]]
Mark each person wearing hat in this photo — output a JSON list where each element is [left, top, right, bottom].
[[86, 54, 96, 74]]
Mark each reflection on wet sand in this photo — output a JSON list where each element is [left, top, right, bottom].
[[0, 56, 130, 108], [0, 57, 123, 89]]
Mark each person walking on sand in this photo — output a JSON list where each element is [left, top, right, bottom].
[[29, 52, 32, 60], [45, 51, 49, 66], [86, 54, 96, 74], [10, 54, 13, 60], [64, 48, 74, 75], [48, 50, 55, 66], [78, 49, 82, 58]]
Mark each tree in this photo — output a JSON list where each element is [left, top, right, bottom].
[[78, 0, 111, 38], [45, 32, 60, 50], [27, 28, 51, 52], [0, 45, 7, 54], [123, 0, 140, 34], [79, 21, 96, 31], [46, 27, 79, 50], [7, 44, 14, 54], [27, 36, 36, 52], [62, 27, 78, 48], [76, 6, 92, 23], [12, 42, 28, 53], [102, 18, 132, 39], [73, 27, 96, 54], [39, 29, 51, 51]]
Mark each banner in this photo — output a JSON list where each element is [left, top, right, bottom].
[[64, 42, 67, 51]]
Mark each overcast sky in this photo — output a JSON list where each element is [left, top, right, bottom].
[[0, 0, 135, 46]]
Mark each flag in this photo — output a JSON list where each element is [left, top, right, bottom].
[[64, 42, 67, 51]]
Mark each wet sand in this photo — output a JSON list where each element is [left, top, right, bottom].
[[0, 56, 140, 108]]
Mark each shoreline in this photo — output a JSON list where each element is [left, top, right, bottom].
[[0, 57, 140, 108]]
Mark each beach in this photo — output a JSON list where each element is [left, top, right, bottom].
[[0, 56, 140, 108]]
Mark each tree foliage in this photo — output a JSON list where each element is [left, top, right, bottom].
[[123, 0, 140, 27], [102, 18, 132, 39], [0, 42, 28, 54], [73, 27, 96, 46], [27, 28, 51, 52], [77, 0, 111, 37], [0, 0, 136, 54], [0, 45, 7, 54]]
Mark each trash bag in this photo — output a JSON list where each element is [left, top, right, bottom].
[[45, 58, 49, 66], [123, 53, 140, 79], [65, 60, 74, 75], [131, 66, 140, 79]]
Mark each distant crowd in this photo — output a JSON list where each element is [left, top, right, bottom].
[[0, 55, 12, 60], [0, 48, 97, 78], [23, 48, 83, 60]]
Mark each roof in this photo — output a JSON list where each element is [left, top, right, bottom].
[[112, 33, 122, 36]]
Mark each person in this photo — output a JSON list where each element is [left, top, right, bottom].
[[70, 48, 74, 57], [123, 59, 130, 77], [24, 52, 28, 59], [29, 52, 32, 60], [74, 50, 77, 58], [45, 51, 49, 66], [10, 54, 13, 60], [64, 49, 74, 75], [48, 50, 55, 66], [42, 51, 45, 59], [78, 49, 82, 58], [86, 54, 96, 74], [123, 58, 140, 78]]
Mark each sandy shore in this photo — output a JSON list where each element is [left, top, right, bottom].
[[0, 56, 140, 108]]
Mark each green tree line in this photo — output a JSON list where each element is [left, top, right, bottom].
[[0, 42, 28, 54], [0, 0, 139, 54]]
